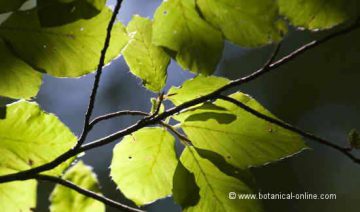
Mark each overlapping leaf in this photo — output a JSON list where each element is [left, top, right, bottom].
[[178, 147, 262, 212], [37, 0, 106, 27], [0, 101, 77, 176], [196, 0, 286, 47], [50, 161, 105, 212], [110, 127, 178, 206], [153, 0, 223, 75], [122, 15, 170, 92], [0, 39, 42, 99], [171, 86, 306, 168], [0, 8, 128, 77]]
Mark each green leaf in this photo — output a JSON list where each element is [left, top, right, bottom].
[[175, 92, 307, 169], [0, 8, 128, 77], [278, 0, 360, 30], [0, 180, 37, 211], [348, 129, 360, 149], [196, 0, 286, 47], [37, 0, 106, 27], [122, 15, 170, 92], [50, 161, 105, 212], [167, 75, 229, 106], [110, 127, 178, 206], [0, 0, 26, 13], [0, 101, 77, 176], [179, 147, 262, 212], [152, 0, 223, 75], [0, 39, 42, 99]]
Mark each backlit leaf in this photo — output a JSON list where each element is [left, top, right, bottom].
[[0, 8, 128, 77], [123, 15, 170, 92], [0, 101, 77, 176], [153, 0, 223, 75], [278, 0, 360, 30], [179, 147, 262, 212], [50, 161, 105, 212], [197, 0, 286, 47], [175, 92, 307, 168], [110, 127, 178, 206], [0, 180, 36, 212], [0, 39, 42, 99]]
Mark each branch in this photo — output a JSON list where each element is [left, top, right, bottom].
[[217, 95, 360, 164], [160, 121, 192, 146], [89, 110, 148, 128], [35, 175, 144, 212], [1, 20, 359, 184], [76, 0, 124, 149]]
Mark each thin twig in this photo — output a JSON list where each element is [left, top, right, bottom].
[[75, 0, 124, 149], [148, 92, 165, 118], [0, 20, 359, 183], [263, 42, 282, 69], [35, 175, 144, 212], [217, 95, 360, 164], [89, 110, 148, 128], [160, 121, 192, 146]]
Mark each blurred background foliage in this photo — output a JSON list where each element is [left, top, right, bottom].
[[1, 0, 360, 211]]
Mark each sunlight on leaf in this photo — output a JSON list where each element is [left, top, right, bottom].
[[0, 180, 37, 211], [110, 127, 178, 206], [0, 101, 77, 176], [153, 0, 223, 75], [123, 15, 170, 92], [50, 161, 105, 212]]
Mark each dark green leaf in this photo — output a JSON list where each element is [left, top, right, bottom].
[[348, 129, 360, 149], [0, 0, 26, 13], [37, 0, 106, 27]]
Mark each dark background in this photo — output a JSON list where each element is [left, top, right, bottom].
[[2, 0, 360, 211]]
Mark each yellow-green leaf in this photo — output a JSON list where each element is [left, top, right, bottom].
[[50, 161, 105, 212], [179, 147, 262, 212], [0, 101, 77, 176], [0, 180, 37, 212], [110, 127, 178, 206], [0, 39, 42, 99], [123, 15, 170, 92], [175, 92, 307, 168], [153, 0, 223, 75], [0, 8, 128, 77], [167, 75, 229, 106], [278, 0, 360, 30], [197, 0, 286, 47]]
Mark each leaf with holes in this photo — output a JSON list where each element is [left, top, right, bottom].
[[0, 7, 128, 77], [174, 91, 307, 169], [122, 15, 170, 92], [0, 101, 77, 176], [110, 127, 178, 206], [50, 161, 105, 212], [152, 0, 223, 75]]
